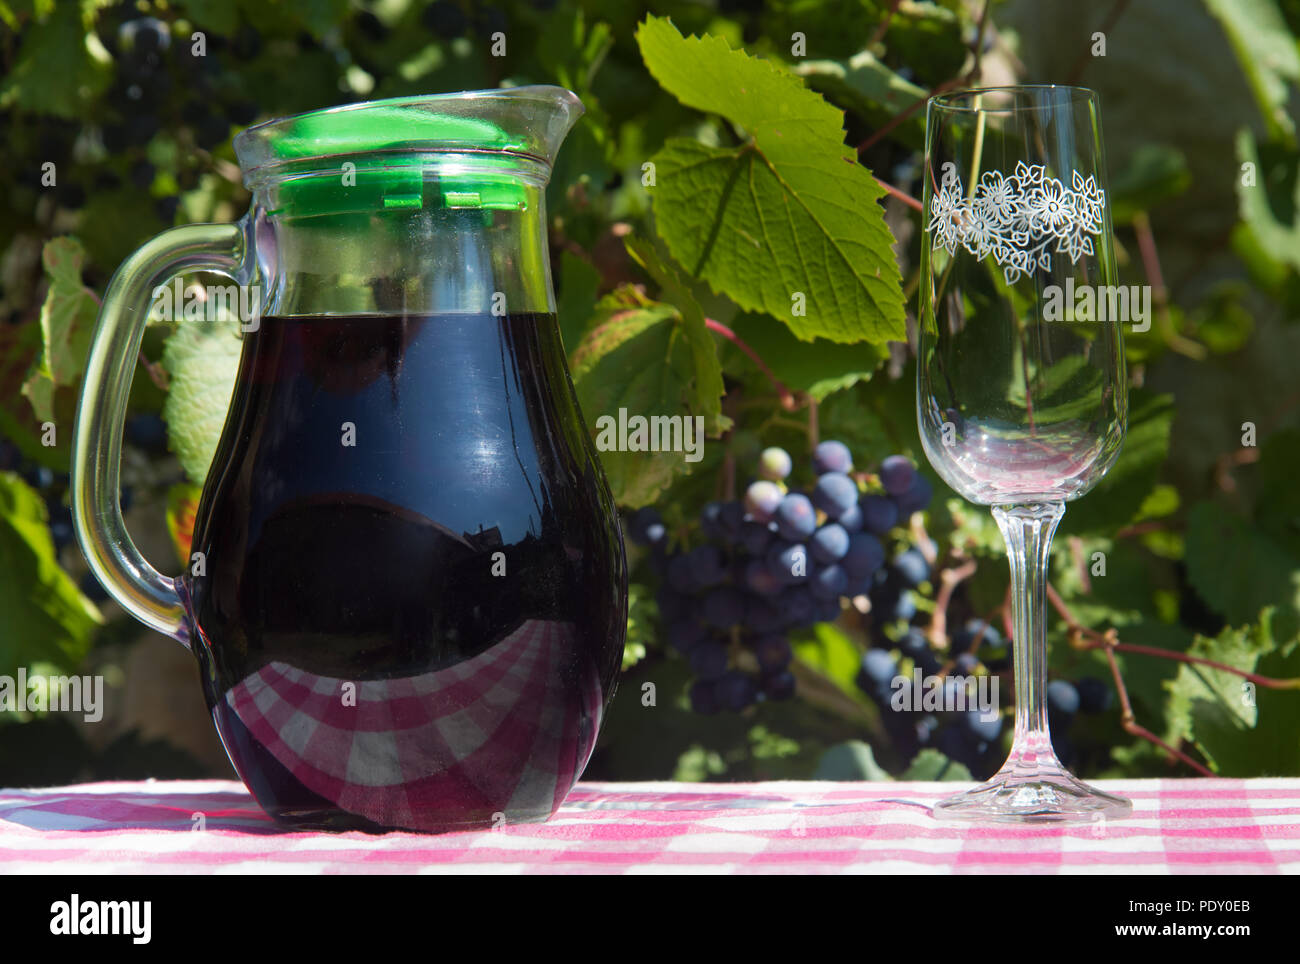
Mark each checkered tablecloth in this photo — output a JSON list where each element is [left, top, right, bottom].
[[1, 779, 1297, 873]]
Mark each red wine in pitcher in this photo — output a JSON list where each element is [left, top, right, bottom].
[[185, 312, 626, 832]]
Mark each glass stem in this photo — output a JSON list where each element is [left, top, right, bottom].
[[992, 502, 1065, 769]]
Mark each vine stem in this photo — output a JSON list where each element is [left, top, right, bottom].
[[1047, 584, 1300, 689], [929, 557, 977, 648], [1066, 0, 1133, 85], [868, 0, 903, 47], [1132, 210, 1206, 359], [1099, 640, 1214, 776], [876, 177, 924, 212], [856, 0, 991, 156], [704, 317, 797, 409]]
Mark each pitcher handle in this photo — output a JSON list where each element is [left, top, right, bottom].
[[72, 222, 248, 645]]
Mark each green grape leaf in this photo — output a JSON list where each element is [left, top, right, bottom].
[[161, 320, 243, 485], [1167, 610, 1300, 776], [556, 251, 603, 354], [757, 0, 889, 62], [720, 311, 887, 401], [21, 237, 100, 424], [900, 748, 974, 782], [36, 237, 97, 384], [791, 620, 875, 715], [795, 51, 928, 149], [1204, 0, 1300, 142], [1059, 390, 1175, 536], [569, 288, 704, 508], [814, 740, 893, 781], [1185, 501, 1300, 628], [636, 16, 905, 345], [0, 472, 102, 678], [289, 0, 352, 39], [1255, 427, 1300, 559], [624, 236, 727, 433], [173, 0, 241, 35], [0, 2, 109, 118], [1234, 129, 1300, 273]]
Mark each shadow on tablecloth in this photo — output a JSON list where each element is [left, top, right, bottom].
[[0, 786, 281, 834]]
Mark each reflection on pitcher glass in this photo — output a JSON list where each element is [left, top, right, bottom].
[[72, 88, 628, 833], [918, 86, 1131, 821]]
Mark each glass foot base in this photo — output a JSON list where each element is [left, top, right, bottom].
[[932, 752, 1132, 823]]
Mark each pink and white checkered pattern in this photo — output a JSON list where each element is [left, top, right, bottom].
[[221, 618, 599, 829], [1, 779, 1297, 873]]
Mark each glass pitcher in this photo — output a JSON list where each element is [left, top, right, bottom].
[[71, 87, 627, 833]]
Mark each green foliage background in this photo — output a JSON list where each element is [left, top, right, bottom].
[[1, 0, 1298, 784]]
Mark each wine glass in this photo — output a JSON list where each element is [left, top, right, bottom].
[[917, 86, 1131, 821]]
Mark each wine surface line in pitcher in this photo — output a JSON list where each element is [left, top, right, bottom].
[[71, 87, 628, 833]]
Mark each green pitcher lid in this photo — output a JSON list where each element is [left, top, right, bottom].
[[233, 91, 578, 218]]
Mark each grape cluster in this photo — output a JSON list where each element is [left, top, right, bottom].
[[856, 619, 1008, 776], [857, 605, 1117, 775], [0, 436, 77, 577], [1, 425, 155, 602], [1047, 675, 1114, 765], [628, 441, 933, 714]]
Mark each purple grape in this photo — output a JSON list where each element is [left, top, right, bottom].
[[812, 472, 859, 519], [629, 506, 665, 545], [702, 588, 745, 628], [775, 492, 817, 540], [766, 541, 808, 584], [744, 558, 782, 595], [879, 455, 916, 495], [690, 640, 729, 680], [1048, 680, 1080, 717], [739, 520, 774, 555], [744, 480, 783, 522], [893, 591, 917, 622], [753, 634, 793, 672], [744, 599, 784, 633], [809, 522, 850, 563], [699, 501, 726, 539], [963, 710, 1003, 744], [657, 588, 688, 624], [842, 532, 885, 579], [954, 652, 979, 675], [953, 618, 1000, 654], [860, 649, 899, 688], [779, 586, 816, 625], [667, 620, 707, 654], [812, 440, 853, 474], [860, 495, 899, 535], [893, 548, 930, 588], [899, 629, 930, 659], [837, 501, 864, 531], [844, 572, 874, 597], [1076, 676, 1112, 713], [809, 563, 849, 601], [815, 598, 842, 622], [667, 553, 696, 593], [687, 545, 728, 588], [716, 671, 758, 711], [893, 473, 933, 516], [763, 670, 797, 700]]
